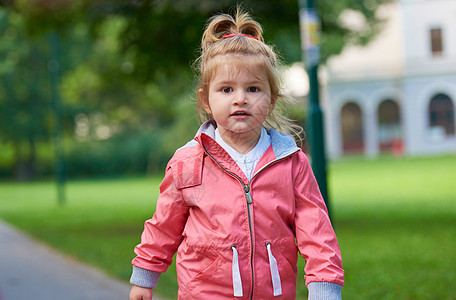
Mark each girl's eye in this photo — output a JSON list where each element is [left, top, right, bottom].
[[221, 87, 233, 93], [247, 87, 259, 92]]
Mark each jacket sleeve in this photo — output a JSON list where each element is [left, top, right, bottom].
[[131, 162, 189, 278], [293, 152, 344, 289]]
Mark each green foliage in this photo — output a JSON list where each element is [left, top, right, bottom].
[[2, 0, 393, 74], [1, 155, 456, 299], [0, 11, 50, 140], [0, 9, 196, 180], [65, 129, 168, 178], [0, 10, 53, 179]]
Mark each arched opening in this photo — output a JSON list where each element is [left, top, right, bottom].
[[429, 93, 455, 138], [378, 99, 402, 153], [341, 102, 364, 153]]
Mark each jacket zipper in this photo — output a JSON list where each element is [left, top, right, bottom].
[[202, 144, 256, 299], [202, 142, 299, 299], [243, 184, 255, 299], [242, 150, 298, 299]]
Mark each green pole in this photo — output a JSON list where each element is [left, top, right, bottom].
[[299, 0, 330, 218], [48, 31, 66, 205]]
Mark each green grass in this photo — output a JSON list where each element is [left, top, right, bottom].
[[326, 155, 456, 300], [1, 155, 456, 299], [0, 177, 160, 280]]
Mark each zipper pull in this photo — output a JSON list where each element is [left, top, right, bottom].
[[266, 242, 282, 296], [231, 245, 243, 297], [244, 185, 253, 204]]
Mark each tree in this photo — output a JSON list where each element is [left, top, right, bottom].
[[0, 10, 52, 180], [1, 0, 393, 80]]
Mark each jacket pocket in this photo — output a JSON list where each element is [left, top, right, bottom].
[[263, 240, 299, 297], [177, 246, 230, 296]]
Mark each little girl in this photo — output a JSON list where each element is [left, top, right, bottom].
[[130, 9, 344, 300]]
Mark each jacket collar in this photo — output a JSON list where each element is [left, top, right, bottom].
[[175, 120, 300, 183], [194, 119, 300, 161]]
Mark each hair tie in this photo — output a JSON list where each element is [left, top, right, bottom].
[[222, 33, 259, 40]]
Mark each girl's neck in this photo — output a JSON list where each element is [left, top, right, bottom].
[[217, 127, 262, 155]]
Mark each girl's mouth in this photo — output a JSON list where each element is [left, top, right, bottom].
[[231, 111, 250, 116]]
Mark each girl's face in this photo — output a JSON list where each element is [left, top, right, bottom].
[[201, 63, 276, 143]]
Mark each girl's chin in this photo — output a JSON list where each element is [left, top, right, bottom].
[[220, 126, 261, 136]]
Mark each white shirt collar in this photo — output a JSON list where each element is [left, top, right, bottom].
[[215, 127, 271, 180]]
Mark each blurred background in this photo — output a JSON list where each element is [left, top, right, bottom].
[[0, 0, 455, 299], [0, 0, 307, 182]]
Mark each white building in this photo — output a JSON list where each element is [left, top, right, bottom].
[[324, 0, 456, 157]]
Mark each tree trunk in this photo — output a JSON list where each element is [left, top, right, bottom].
[[14, 137, 37, 181]]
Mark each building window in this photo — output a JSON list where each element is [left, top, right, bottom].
[[429, 93, 454, 137], [377, 99, 402, 152], [341, 102, 364, 153], [430, 28, 443, 56]]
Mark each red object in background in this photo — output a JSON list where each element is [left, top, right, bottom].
[[391, 138, 405, 157]]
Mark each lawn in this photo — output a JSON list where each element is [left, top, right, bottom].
[[326, 155, 456, 300], [1, 154, 455, 299]]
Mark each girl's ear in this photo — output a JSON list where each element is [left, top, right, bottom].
[[199, 88, 212, 114], [269, 95, 278, 113]]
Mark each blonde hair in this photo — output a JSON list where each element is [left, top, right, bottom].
[[195, 8, 303, 144]]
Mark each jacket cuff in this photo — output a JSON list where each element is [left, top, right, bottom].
[[307, 282, 342, 300], [130, 266, 161, 288]]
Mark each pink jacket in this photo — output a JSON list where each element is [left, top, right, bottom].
[[132, 121, 344, 299]]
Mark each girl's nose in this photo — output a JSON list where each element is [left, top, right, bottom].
[[233, 90, 248, 105]]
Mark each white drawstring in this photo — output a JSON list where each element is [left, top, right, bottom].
[[231, 245, 243, 297], [266, 242, 282, 296]]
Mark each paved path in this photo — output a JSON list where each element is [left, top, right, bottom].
[[0, 219, 134, 300]]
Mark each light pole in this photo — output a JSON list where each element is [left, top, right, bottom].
[[299, 0, 330, 218]]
